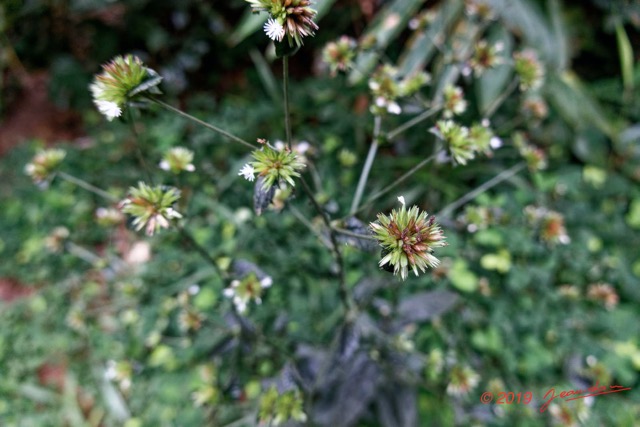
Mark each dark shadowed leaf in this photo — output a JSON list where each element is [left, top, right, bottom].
[[312, 352, 380, 427], [254, 175, 276, 216], [337, 321, 360, 363], [396, 290, 458, 326], [353, 277, 389, 307], [336, 217, 379, 252], [231, 259, 269, 280], [376, 384, 417, 427]]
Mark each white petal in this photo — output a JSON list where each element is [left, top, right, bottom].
[[397, 196, 406, 206]]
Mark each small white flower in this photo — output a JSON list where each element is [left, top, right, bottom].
[[188, 284, 200, 295], [397, 196, 406, 206], [387, 101, 402, 115], [95, 100, 122, 121], [159, 160, 170, 171], [239, 163, 256, 181], [264, 18, 285, 42], [489, 136, 503, 149], [260, 276, 273, 288]]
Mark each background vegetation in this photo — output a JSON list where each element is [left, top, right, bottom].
[[0, 0, 639, 426]]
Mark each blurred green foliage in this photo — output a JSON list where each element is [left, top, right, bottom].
[[1, 0, 639, 426]]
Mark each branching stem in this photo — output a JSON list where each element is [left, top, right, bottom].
[[147, 97, 257, 150]]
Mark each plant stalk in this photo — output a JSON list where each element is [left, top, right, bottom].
[[283, 56, 293, 150], [57, 171, 118, 202], [148, 97, 257, 150], [435, 162, 526, 218], [387, 105, 441, 141], [299, 177, 353, 313], [350, 115, 381, 215]]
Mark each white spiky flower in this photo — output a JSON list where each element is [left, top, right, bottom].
[[95, 100, 122, 121], [239, 163, 256, 181], [264, 18, 285, 42]]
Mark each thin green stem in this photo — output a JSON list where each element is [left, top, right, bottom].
[[57, 171, 118, 202], [127, 108, 154, 183], [290, 205, 333, 250], [178, 226, 225, 281], [299, 177, 353, 313], [435, 162, 526, 218], [350, 151, 441, 218], [350, 116, 381, 215], [482, 78, 519, 119], [283, 56, 293, 150], [331, 227, 377, 241], [387, 105, 442, 141], [147, 97, 257, 150]]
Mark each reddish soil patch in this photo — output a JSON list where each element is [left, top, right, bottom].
[[0, 71, 84, 156], [0, 277, 34, 302]]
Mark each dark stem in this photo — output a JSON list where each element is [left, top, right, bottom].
[[127, 108, 154, 183], [283, 56, 293, 150], [299, 177, 353, 313], [147, 97, 257, 150], [178, 226, 225, 280]]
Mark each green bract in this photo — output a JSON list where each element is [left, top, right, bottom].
[[251, 144, 306, 190], [120, 182, 182, 236], [246, 0, 318, 48], [24, 148, 66, 187], [370, 197, 446, 281], [90, 54, 162, 121]]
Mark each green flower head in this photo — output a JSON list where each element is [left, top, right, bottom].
[[90, 54, 162, 121], [370, 197, 446, 280], [120, 182, 182, 236], [242, 140, 306, 190], [258, 386, 307, 426], [246, 0, 318, 47], [514, 49, 545, 91], [24, 148, 66, 188], [159, 147, 195, 174]]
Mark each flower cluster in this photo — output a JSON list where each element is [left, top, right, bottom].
[[120, 182, 182, 236], [465, 0, 496, 20], [442, 85, 468, 118], [159, 147, 196, 174], [514, 49, 545, 91], [370, 197, 446, 280], [246, 0, 318, 46], [239, 140, 306, 190], [223, 273, 273, 313], [105, 360, 133, 392], [524, 205, 570, 245], [587, 283, 619, 310], [431, 120, 500, 165], [322, 36, 357, 75], [446, 365, 480, 397], [469, 40, 504, 75], [24, 148, 66, 187], [95, 207, 125, 227], [369, 65, 430, 115], [90, 54, 162, 121], [258, 386, 307, 426], [514, 132, 547, 171]]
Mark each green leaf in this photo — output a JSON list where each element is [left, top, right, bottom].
[[545, 72, 616, 139], [625, 199, 640, 229], [348, 0, 426, 84], [476, 26, 514, 114], [449, 259, 478, 292], [615, 22, 635, 93], [396, 0, 463, 78], [471, 326, 504, 354], [480, 249, 511, 273]]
